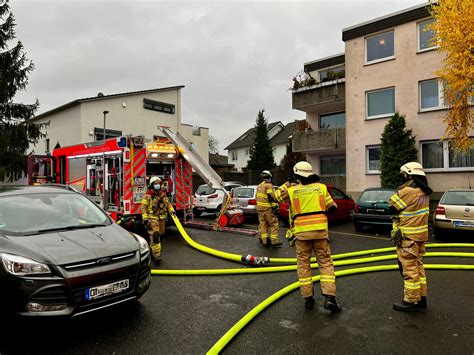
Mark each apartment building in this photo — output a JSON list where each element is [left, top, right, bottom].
[[293, 3, 473, 198]]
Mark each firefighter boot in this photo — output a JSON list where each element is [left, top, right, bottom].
[[271, 241, 283, 248], [304, 296, 315, 309], [151, 232, 162, 264], [416, 296, 428, 309], [324, 295, 342, 313], [393, 300, 421, 312]]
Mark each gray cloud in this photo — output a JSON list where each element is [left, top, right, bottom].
[[11, 0, 423, 153]]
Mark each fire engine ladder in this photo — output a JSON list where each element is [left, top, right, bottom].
[[157, 126, 233, 230], [179, 158, 194, 223]]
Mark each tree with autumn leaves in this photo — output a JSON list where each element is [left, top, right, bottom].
[[429, 0, 473, 151]]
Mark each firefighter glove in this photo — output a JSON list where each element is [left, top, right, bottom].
[[285, 229, 296, 247], [390, 228, 404, 247]]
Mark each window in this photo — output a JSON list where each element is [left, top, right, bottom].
[[192, 125, 201, 136], [366, 88, 395, 119], [421, 139, 474, 171], [320, 156, 346, 176], [45, 138, 50, 153], [319, 65, 345, 82], [330, 188, 346, 199], [94, 128, 122, 141], [245, 149, 250, 156], [420, 79, 444, 111], [143, 98, 175, 114], [320, 112, 345, 129], [366, 31, 394, 63], [231, 151, 238, 161], [418, 18, 436, 52], [367, 146, 381, 173]]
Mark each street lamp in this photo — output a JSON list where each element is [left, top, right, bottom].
[[103, 110, 109, 140]]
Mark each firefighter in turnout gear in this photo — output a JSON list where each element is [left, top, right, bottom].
[[275, 162, 341, 312], [389, 162, 432, 312], [141, 176, 176, 263], [257, 170, 281, 248]]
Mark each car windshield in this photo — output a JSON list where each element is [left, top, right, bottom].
[[0, 192, 111, 235], [234, 188, 255, 198], [441, 191, 474, 206], [196, 185, 216, 196], [359, 190, 394, 203]]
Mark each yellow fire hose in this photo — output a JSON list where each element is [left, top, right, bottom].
[[160, 216, 474, 354], [169, 215, 474, 266]]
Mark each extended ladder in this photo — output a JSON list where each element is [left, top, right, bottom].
[[157, 126, 236, 230]]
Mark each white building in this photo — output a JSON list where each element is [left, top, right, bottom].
[[30, 86, 209, 162]]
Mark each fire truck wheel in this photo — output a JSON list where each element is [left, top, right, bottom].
[[218, 214, 228, 228]]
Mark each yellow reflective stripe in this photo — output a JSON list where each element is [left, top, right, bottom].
[[299, 277, 312, 282], [400, 225, 429, 234], [320, 275, 336, 283], [257, 202, 272, 207], [420, 277, 427, 284], [391, 194, 407, 209], [399, 208, 429, 217], [141, 199, 149, 205], [404, 281, 421, 289], [147, 216, 159, 220], [299, 277, 313, 286], [266, 189, 273, 194], [257, 193, 267, 198], [142, 214, 149, 219], [260, 233, 268, 238]]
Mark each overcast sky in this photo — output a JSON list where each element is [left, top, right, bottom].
[[11, 0, 423, 153]]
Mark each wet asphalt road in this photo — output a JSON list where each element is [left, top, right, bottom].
[[0, 217, 473, 354]]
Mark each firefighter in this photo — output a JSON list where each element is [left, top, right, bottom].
[[141, 176, 176, 263], [389, 162, 432, 312], [256, 170, 281, 248], [275, 161, 341, 312]]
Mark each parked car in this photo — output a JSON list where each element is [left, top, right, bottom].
[[194, 181, 245, 216], [231, 185, 259, 216], [0, 185, 151, 319], [433, 189, 474, 239], [352, 187, 397, 232], [278, 185, 356, 224]]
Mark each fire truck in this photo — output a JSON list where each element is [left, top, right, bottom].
[[27, 135, 193, 222], [27, 127, 247, 232]]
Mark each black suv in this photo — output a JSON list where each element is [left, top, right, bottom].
[[0, 185, 151, 318]]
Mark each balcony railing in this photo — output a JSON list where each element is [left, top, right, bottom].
[[292, 128, 346, 153], [292, 79, 345, 113]]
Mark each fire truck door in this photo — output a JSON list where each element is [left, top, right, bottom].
[[85, 158, 102, 206], [27, 155, 56, 185]]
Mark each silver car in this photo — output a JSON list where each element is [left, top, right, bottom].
[[232, 185, 258, 215], [433, 189, 474, 239]]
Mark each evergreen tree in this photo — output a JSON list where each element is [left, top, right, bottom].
[[0, 0, 46, 182], [246, 110, 276, 171], [380, 112, 418, 188], [275, 139, 305, 183]]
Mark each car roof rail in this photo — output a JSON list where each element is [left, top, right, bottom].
[[35, 184, 79, 193]]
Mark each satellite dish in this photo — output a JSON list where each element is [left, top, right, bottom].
[[97, 92, 104, 97]]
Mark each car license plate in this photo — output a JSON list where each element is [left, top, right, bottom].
[[452, 220, 474, 228], [367, 209, 385, 214], [85, 279, 129, 301]]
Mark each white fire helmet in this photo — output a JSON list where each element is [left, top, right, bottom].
[[149, 176, 162, 185], [400, 162, 426, 176], [293, 161, 313, 178]]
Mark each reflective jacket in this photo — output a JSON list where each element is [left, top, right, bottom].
[[141, 189, 173, 220], [256, 181, 277, 212], [389, 180, 430, 242], [276, 181, 336, 235]]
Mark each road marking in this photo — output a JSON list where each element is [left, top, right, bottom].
[[330, 230, 389, 240]]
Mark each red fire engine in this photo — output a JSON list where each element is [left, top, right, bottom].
[[27, 135, 193, 222]]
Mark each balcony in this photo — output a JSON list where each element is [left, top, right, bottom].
[[292, 128, 346, 153], [292, 79, 345, 113]]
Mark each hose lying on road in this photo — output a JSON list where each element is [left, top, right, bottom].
[[151, 252, 474, 276], [206, 263, 474, 355], [170, 215, 474, 266]]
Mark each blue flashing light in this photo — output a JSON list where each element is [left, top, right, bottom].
[[117, 137, 127, 148]]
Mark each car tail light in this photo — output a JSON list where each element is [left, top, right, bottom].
[[354, 204, 359, 213], [248, 199, 257, 205], [208, 194, 218, 199], [435, 205, 445, 216]]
